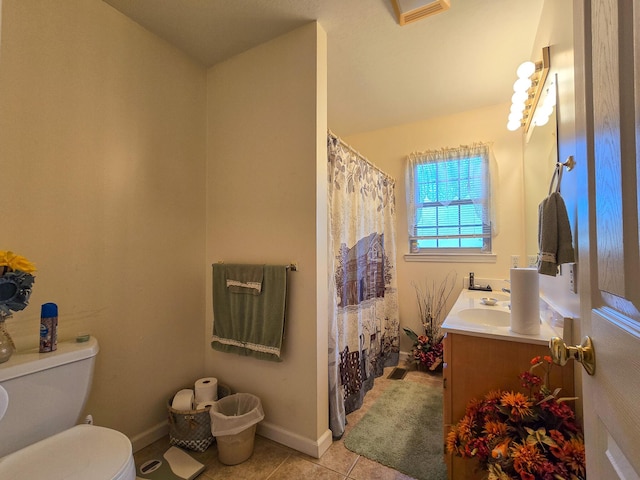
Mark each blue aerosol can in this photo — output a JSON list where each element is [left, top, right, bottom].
[[39, 302, 58, 353]]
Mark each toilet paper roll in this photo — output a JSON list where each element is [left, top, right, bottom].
[[196, 401, 216, 410], [509, 268, 541, 335], [172, 389, 195, 411], [194, 377, 218, 404]]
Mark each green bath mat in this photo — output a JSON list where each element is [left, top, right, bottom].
[[344, 381, 446, 480]]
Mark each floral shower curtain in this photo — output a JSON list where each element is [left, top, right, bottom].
[[327, 132, 399, 438]]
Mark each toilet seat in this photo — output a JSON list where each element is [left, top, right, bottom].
[[0, 424, 136, 480]]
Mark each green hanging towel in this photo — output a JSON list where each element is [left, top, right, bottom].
[[211, 264, 287, 362]]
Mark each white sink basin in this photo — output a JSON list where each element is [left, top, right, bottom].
[[456, 308, 511, 327]]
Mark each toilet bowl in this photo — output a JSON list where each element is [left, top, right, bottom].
[[0, 424, 135, 480], [0, 337, 135, 479]]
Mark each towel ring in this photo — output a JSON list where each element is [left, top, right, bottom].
[[548, 156, 576, 195], [548, 163, 563, 195]]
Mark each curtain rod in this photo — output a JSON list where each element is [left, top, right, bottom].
[[327, 129, 395, 183]]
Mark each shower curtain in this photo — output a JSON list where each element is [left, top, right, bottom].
[[327, 132, 399, 438]]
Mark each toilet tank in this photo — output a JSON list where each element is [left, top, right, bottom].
[[0, 337, 99, 457]]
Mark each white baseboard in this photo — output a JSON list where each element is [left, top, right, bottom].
[[257, 421, 332, 459], [128, 418, 333, 459], [130, 420, 168, 453], [399, 350, 411, 364]]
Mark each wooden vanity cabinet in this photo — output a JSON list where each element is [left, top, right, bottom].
[[442, 332, 575, 480]]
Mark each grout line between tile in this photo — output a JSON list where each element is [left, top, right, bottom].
[[345, 453, 360, 477], [264, 453, 293, 479]]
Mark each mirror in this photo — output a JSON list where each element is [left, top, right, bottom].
[[523, 73, 558, 263]]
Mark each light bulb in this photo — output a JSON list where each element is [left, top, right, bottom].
[[512, 91, 528, 104], [507, 120, 521, 131], [542, 92, 555, 108], [516, 61, 536, 79], [511, 102, 525, 114], [509, 111, 523, 122], [513, 77, 532, 93], [540, 104, 554, 117], [534, 114, 549, 127]]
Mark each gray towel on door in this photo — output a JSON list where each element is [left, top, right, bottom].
[[211, 264, 287, 362], [538, 192, 575, 276]]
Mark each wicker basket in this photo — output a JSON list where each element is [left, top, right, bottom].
[[167, 383, 231, 452]]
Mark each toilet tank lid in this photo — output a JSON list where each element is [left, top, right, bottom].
[[0, 336, 99, 382]]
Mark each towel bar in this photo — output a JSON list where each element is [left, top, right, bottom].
[[216, 261, 297, 272]]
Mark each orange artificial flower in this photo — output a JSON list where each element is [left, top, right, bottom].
[[484, 420, 509, 438], [445, 429, 460, 455], [511, 442, 546, 477], [500, 391, 533, 420]]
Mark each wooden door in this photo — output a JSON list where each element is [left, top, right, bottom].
[[574, 0, 640, 477]]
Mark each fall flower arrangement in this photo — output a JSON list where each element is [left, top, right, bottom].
[[0, 250, 37, 362], [446, 356, 586, 480], [402, 329, 444, 371], [0, 250, 36, 317], [403, 271, 456, 371]]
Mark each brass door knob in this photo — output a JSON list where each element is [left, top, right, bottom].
[[549, 336, 596, 376]]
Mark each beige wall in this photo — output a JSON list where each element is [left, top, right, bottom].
[[0, 0, 207, 447], [205, 22, 331, 456], [344, 103, 525, 353]]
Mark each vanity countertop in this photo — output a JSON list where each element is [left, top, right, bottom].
[[442, 287, 563, 346]]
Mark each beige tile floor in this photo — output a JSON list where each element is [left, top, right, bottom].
[[134, 366, 443, 480]]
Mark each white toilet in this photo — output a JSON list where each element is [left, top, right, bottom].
[[0, 336, 136, 480]]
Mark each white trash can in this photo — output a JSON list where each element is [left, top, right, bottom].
[[209, 393, 264, 465]]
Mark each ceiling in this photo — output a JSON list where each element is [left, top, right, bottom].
[[102, 0, 544, 136]]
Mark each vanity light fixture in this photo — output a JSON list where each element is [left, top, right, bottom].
[[391, 0, 451, 26], [507, 46, 550, 133]]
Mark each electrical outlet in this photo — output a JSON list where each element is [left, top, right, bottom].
[[511, 255, 520, 268], [568, 263, 577, 293], [527, 255, 538, 268]]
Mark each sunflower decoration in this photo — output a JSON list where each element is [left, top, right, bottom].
[[447, 356, 586, 480], [0, 251, 36, 317]]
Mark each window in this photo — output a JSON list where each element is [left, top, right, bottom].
[[406, 143, 494, 254]]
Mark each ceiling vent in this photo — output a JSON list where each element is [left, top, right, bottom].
[[392, 0, 451, 26]]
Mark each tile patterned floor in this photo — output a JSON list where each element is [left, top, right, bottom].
[[134, 366, 443, 480]]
